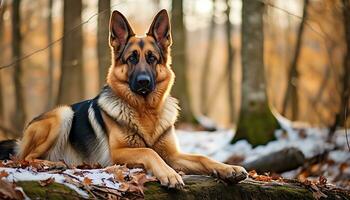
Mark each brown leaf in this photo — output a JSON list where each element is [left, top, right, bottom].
[[310, 183, 328, 200], [39, 177, 55, 187], [318, 176, 327, 186], [117, 182, 129, 192], [114, 169, 125, 182], [72, 170, 85, 177], [0, 170, 9, 178], [83, 177, 93, 186], [248, 170, 258, 178], [76, 162, 102, 169], [0, 179, 24, 200]]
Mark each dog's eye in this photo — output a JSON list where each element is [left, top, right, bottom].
[[147, 53, 157, 64], [128, 51, 138, 64]]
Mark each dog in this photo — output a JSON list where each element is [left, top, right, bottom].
[[0, 10, 247, 188]]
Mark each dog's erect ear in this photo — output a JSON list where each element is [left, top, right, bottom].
[[147, 9, 172, 49], [109, 11, 135, 56]]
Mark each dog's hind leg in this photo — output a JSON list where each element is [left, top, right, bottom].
[[18, 106, 73, 161]]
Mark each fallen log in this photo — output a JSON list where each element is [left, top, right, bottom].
[[13, 175, 350, 200], [243, 147, 305, 173]]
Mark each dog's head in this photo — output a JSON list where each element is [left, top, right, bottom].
[[107, 9, 174, 109]]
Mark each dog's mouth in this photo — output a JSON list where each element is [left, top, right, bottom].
[[136, 87, 152, 97]]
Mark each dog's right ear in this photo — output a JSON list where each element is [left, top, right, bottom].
[[109, 11, 135, 57]]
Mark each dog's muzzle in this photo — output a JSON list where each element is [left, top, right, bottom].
[[130, 73, 155, 96]]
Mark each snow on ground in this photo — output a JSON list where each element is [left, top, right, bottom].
[[0, 166, 144, 198], [176, 128, 339, 163], [177, 112, 348, 164]]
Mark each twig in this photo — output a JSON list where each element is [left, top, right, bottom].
[[0, 0, 126, 70], [0, 0, 329, 70]]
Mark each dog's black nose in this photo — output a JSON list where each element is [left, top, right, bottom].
[[136, 74, 151, 87]]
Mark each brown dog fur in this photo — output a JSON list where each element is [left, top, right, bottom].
[[17, 9, 247, 188]]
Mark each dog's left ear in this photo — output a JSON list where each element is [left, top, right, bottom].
[[110, 10, 135, 57], [147, 9, 172, 49]]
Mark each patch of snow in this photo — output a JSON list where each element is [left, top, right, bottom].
[[1, 168, 89, 198], [0, 166, 145, 198], [176, 129, 234, 157]]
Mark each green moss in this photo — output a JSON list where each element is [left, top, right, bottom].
[[144, 177, 318, 200], [17, 181, 82, 200], [233, 105, 279, 146]]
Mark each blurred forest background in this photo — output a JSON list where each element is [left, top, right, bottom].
[[0, 0, 349, 146]]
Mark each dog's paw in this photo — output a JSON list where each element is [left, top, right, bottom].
[[212, 164, 248, 183], [154, 167, 185, 189]]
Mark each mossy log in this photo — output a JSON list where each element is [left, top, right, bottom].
[[15, 175, 350, 200]]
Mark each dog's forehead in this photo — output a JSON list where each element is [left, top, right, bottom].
[[126, 36, 157, 51]]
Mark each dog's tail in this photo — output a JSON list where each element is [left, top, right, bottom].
[[0, 139, 17, 160]]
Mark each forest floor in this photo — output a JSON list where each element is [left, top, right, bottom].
[[0, 115, 349, 199]]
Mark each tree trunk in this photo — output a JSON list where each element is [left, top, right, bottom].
[[200, 0, 216, 115], [329, 0, 350, 136], [12, 0, 26, 134], [225, 0, 235, 124], [46, 0, 54, 110], [14, 176, 350, 200], [281, 0, 309, 121], [97, 0, 111, 88], [171, 0, 195, 123], [0, 2, 6, 122], [57, 0, 84, 105], [234, 0, 278, 146]]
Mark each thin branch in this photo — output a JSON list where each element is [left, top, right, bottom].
[[0, 0, 328, 70], [0, 1, 126, 70]]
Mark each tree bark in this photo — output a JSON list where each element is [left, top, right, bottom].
[[234, 0, 278, 146], [97, 0, 111, 89], [171, 0, 195, 123], [329, 0, 350, 136], [46, 0, 54, 110], [281, 0, 309, 121], [0, 1, 6, 122], [200, 0, 216, 115], [12, 0, 26, 134], [14, 176, 350, 200], [57, 0, 84, 105], [225, 0, 235, 124]]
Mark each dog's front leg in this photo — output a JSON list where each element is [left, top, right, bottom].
[[110, 147, 184, 188], [168, 153, 247, 183], [155, 127, 248, 183]]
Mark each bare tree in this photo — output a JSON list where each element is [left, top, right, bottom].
[[57, 0, 84, 105], [0, 1, 6, 121], [171, 0, 195, 122], [234, 0, 278, 145], [46, 0, 54, 109], [281, 0, 309, 121], [329, 0, 350, 136], [200, 0, 216, 115], [225, 0, 235, 123], [12, 0, 26, 133], [97, 0, 111, 88]]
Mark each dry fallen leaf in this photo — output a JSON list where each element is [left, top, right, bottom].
[[39, 177, 55, 187], [0, 179, 24, 200], [83, 177, 93, 186], [310, 183, 328, 200], [318, 176, 327, 186], [76, 162, 102, 169], [0, 170, 9, 178]]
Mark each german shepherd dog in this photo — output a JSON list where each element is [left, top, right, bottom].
[[0, 10, 247, 188]]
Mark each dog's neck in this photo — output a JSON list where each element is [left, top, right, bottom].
[[97, 86, 179, 143]]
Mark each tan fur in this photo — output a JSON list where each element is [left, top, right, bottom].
[[18, 106, 73, 161], [17, 10, 247, 188]]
